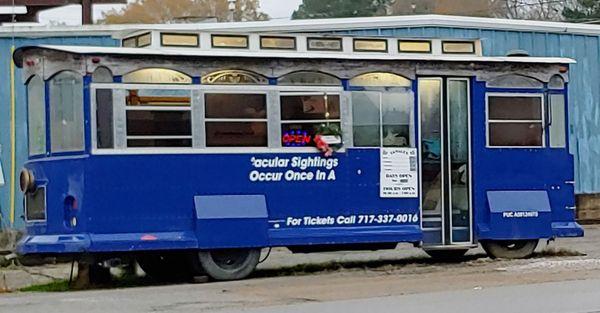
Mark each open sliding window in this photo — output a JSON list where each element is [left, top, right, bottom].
[[278, 71, 342, 148], [122, 68, 193, 148], [202, 70, 269, 147], [487, 94, 544, 147]]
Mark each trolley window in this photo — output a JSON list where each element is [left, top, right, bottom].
[[49, 71, 84, 153], [549, 94, 566, 148], [281, 94, 340, 147], [487, 94, 544, 147], [27, 76, 46, 156], [205, 93, 268, 147], [93, 67, 114, 149], [352, 92, 414, 148], [125, 89, 192, 148]]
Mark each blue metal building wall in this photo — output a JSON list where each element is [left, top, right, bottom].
[[0, 36, 118, 229], [334, 27, 600, 195]]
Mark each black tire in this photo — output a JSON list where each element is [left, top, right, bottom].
[[481, 240, 538, 259], [137, 252, 194, 282], [197, 248, 260, 281], [424, 249, 469, 261], [89, 263, 112, 285]]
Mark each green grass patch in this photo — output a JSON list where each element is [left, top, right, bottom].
[[20, 280, 70, 292]]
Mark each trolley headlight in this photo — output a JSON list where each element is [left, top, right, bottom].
[[19, 169, 36, 193]]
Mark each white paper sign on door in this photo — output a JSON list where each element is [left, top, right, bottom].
[[380, 148, 418, 198]]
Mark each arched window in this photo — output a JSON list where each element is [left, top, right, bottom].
[[93, 67, 114, 149], [202, 70, 268, 85], [350, 72, 411, 87], [123, 68, 192, 84], [548, 74, 565, 90], [92, 66, 113, 83], [278, 71, 340, 86], [49, 71, 84, 152], [27, 76, 46, 155], [487, 74, 543, 89]]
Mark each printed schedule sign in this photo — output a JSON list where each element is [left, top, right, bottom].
[[380, 148, 418, 198]]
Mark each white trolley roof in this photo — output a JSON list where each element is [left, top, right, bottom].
[[14, 44, 575, 68]]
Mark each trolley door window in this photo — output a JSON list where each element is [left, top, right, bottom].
[[204, 93, 268, 147], [125, 89, 192, 147], [49, 71, 84, 153], [280, 94, 341, 147], [352, 91, 414, 148], [487, 94, 544, 147], [27, 76, 46, 156], [549, 94, 566, 148]]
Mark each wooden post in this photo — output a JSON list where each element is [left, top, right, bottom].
[[82, 0, 93, 24]]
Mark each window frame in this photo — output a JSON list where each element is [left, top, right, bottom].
[[90, 84, 344, 154], [485, 92, 545, 149]]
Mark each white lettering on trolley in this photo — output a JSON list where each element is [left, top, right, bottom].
[[502, 211, 539, 218], [249, 156, 339, 183], [283, 214, 419, 227]]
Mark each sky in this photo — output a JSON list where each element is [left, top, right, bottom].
[[35, 0, 304, 25]]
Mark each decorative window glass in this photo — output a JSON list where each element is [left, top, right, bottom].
[[205, 93, 268, 147], [202, 70, 268, 85], [125, 89, 192, 148], [278, 71, 340, 86], [49, 71, 84, 152], [487, 95, 544, 147], [260, 36, 296, 50], [548, 75, 565, 90], [122, 37, 137, 48], [137, 32, 152, 47], [27, 76, 46, 156], [442, 41, 475, 54], [399, 40, 431, 53], [352, 91, 414, 148], [307, 37, 343, 51], [280, 94, 341, 147], [123, 68, 192, 84], [211, 35, 249, 48], [487, 74, 544, 89], [93, 67, 114, 149], [354, 39, 388, 52], [161, 33, 199, 47], [350, 72, 411, 87]]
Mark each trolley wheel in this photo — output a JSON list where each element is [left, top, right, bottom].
[[137, 252, 194, 281], [481, 240, 538, 259], [197, 248, 260, 281], [424, 249, 469, 261]]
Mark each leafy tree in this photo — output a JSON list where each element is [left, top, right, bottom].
[[292, 0, 393, 19], [100, 0, 268, 24], [563, 0, 600, 22]]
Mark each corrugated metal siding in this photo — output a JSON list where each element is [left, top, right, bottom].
[[334, 27, 600, 194], [0, 36, 118, 229]]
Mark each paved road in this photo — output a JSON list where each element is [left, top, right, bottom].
[[219, 279, 600, 313], [1, 278, 599, 313]]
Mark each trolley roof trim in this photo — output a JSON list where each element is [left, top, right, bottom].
[[13, 44, 576, 68]]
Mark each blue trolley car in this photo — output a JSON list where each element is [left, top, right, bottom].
[[14, 32, 583, 280]]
